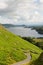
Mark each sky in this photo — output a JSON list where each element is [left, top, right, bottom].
[[0, 0, 43, 25]]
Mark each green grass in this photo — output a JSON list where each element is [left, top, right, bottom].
[[0, 25, 42, 65]]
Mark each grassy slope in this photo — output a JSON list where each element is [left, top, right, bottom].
[[0, 25, 42, 65]]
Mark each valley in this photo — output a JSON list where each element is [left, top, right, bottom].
[[0, 25, 43, 65]]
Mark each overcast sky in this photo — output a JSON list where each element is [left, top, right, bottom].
[[0, 0, 43, 25]]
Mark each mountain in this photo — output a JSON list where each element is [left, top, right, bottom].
[[2, 24, 25, 28], [2, 24, 15, 28], [0, 25, 42, 65]]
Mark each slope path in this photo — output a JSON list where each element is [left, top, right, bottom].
[[11, 53, 31, 65]]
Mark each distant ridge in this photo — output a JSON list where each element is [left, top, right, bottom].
[[2, 24, 15, 28], [2, 24, 25, 28]]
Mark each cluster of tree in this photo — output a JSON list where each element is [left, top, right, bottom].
[[35, 42, 43, 49], [22, 37, 34, 43]]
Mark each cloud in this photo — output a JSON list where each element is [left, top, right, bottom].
[[40, 0, 43, 3], [0, 16, 12, 24], [0, 2, 8, 9], [0, 0, 43, 25]]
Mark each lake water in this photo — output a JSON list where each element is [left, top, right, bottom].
[[7, 27, 43, 38]]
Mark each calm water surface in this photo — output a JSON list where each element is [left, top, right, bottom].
[[7, 27, 43, 38]]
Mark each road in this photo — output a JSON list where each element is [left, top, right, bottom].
[[11, 53, 31, 65]]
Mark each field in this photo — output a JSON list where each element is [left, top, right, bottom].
[[33, 38, 43, 49], [0, 25, 42, 65]]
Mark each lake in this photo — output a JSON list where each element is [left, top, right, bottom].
[[7, 27, 43, 38]]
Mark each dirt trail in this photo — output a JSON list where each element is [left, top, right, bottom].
[[11, 53, 31, 65]]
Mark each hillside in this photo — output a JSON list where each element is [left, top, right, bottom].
[[34, 52, 43, 65], [0, 25, 42, 65], [29, 52, 43, 65], [32, 26, 43, 34]]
